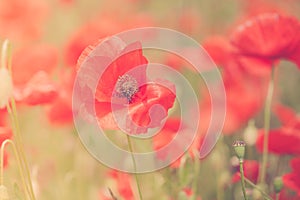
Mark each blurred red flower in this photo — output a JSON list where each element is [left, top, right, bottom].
[[232, 160, 260, 184], [14, 71, 57, 105], [169, 187, 202, 200], [256, 124, 300, 155], [231, 13, 300, 68], [108, 170, 134, 200], [12, 44, 58, 85], [64, 14, 153, 67], [77, 37, 176, 134], [283, 157, 300, 197], [274, 104, 298, 126], [11, 44, 59, 106], [47, 70, 75, 125], [202, 36, 269, 134], [152, 118, 183, 168], [0, 109, 7, 126], [0, 0, 49, 41]]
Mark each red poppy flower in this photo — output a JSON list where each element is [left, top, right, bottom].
[[202, 36, 270, 134], [46, 70, 75, 125], [232, 160, 260, 184], [14, 71, 57, 105], [12, 44, 58, 85], [108, 170, 134, 200], [77, 37, 176, 134], [9, 44, 59, 106], [203, 36, 272, 77], [64, 14, 153, 67], [256, 125, 300, 155], [283, 157, 300, 197], [199, 70, 267, 135], [231, 13, 300, 68], [0, 109, 7, 126], [274, 104, 298, 126]]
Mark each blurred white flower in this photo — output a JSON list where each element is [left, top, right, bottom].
[[0, 67, 13, 109], [243, 120, 258, 146]]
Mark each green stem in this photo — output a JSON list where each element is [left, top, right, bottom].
[[1, 139, 29, 200], [244, 177, 273, 200], [2, 40, 36, 200], [259, 67, 275, 185], [239, 160, 248, 200], [275, 193, 279, 200], [126, 135, 143, 200], [108, 188, 118, 200], [7, 101, 36, 200], [192, 154, 200, 200]]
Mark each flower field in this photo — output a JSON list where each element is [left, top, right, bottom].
[[0, 0, 299, 199]]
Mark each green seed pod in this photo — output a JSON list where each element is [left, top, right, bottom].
[[232, 140, 246, 161]]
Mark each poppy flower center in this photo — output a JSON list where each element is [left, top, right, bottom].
[[115, 74, 139, 101]]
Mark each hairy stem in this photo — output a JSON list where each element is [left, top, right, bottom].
[[240, 160, 248, 200]]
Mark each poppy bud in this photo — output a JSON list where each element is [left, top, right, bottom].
[[0, 67, 13, 109], [243, 120, 257, 146], [233, 140, 246, 161], [273, 176, 283, 193]]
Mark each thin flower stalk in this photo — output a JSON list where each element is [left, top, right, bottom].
[[126, 135, 143, 200], [259, 67, 275, 185]]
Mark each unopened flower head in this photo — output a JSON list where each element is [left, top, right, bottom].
[[273, 176, 283, 193], [232, 140, 246, 161], [0, 67, 13, 109]]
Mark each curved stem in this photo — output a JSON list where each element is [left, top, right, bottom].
[[6, 102, 36, 200], [126, 135, 143, 200], [1, 139, 29, 200], [3, 39, 36, 200], [259, 67, 275, 185], [239, 160, 248, 200]]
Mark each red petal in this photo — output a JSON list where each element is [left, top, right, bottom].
[[96, 41, 147, 102], [129, 81, 176, 131], [232, 160, 259, 183], [14, 71, 57, 105], [256, 129, 300, 155], [283, 157, 300, 196], [77, 37, 148, 102], [202, 36, 232, 67], [274, 104, 298, 126], [231, 13, 300, 63], [47, 97, 73, 125]]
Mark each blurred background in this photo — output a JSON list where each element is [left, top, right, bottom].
[[0, 0, 300, 199]]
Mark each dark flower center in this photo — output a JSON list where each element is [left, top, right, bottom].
[[115, 74, 138, 101]]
